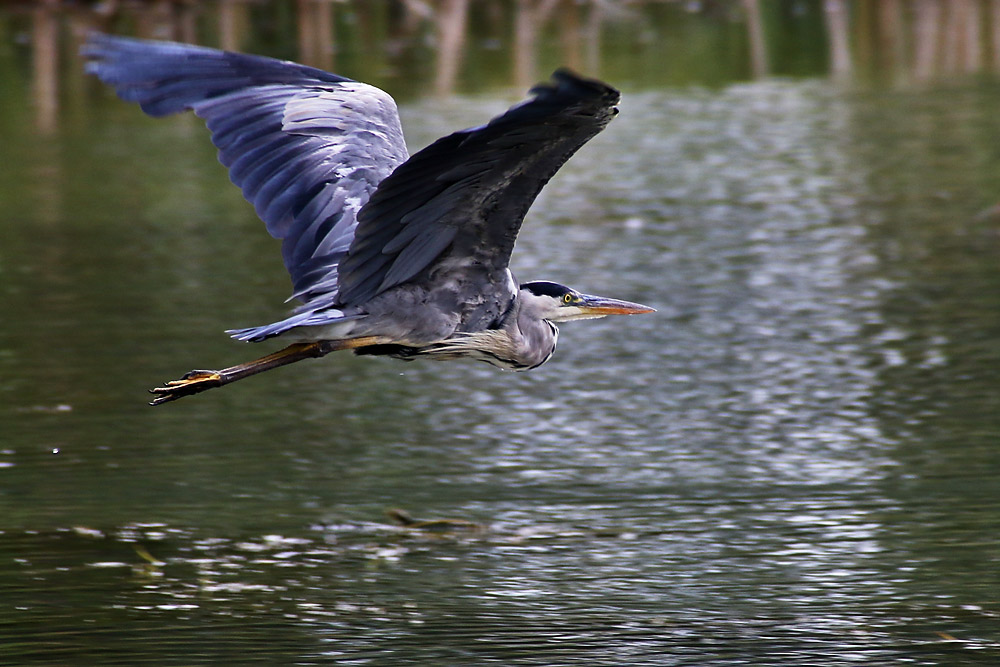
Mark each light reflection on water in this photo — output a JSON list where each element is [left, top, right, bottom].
[[5, 491, 988, 665], [2, 71, 1000, 667]]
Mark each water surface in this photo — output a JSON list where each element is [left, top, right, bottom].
[[2, 12, 1000, 667]]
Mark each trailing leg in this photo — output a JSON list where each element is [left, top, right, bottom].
[[148, 337, 384, 406]]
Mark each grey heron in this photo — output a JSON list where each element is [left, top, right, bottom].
[[83, 34, 654, 406]]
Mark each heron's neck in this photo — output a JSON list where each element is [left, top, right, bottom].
[[507, 292, 559, 370]]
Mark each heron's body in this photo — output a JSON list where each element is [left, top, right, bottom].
[[351, 276, 559, 371], [83, 34, 653, 404]]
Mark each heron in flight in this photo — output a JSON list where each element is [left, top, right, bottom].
[[84, 34, 654, 406]]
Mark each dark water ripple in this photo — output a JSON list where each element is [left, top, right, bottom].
[[2, 72, 1000, 665]]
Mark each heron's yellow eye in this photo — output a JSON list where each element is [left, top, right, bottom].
[[563, 293, 575, 304]]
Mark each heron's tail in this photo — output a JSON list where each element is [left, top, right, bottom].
[[226, 309, 362, 342]]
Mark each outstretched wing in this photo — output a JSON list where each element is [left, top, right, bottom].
[[336, 69, 620, 307], [83, 33, 409, 307]]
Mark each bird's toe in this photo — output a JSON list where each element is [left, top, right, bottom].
[[149, 370, 223, 405]]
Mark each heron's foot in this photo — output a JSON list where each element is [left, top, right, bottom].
[[149, 370, 223, 406]]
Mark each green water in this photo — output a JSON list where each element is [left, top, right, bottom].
[[1, 3, 1000, 665]]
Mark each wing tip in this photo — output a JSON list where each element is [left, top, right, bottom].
[[532, 68, 621, 109]]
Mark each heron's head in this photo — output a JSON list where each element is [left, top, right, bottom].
[[519, 281, 655, 323]]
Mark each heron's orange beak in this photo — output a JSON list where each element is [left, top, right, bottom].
[[576, 294, 656, 316]]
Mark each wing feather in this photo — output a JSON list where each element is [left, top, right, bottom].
[[83, 33, 409, 306], [337, 69, 620, 306], [86, 34, 620, 329]]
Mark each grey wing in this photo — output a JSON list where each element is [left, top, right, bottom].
[[83, 33, 409, 309], [336, 69, 620, 307]]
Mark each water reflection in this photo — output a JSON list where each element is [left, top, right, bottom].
[[4, 489, 992, 663], [18, 0, 1000, 134], [3, 2, 1000, 665], [6, 78, 999, 662]]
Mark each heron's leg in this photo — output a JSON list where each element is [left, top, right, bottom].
[[149, 337, 385, 406]]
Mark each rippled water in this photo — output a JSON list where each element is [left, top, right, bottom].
[[2, 58, 1000, 666]]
